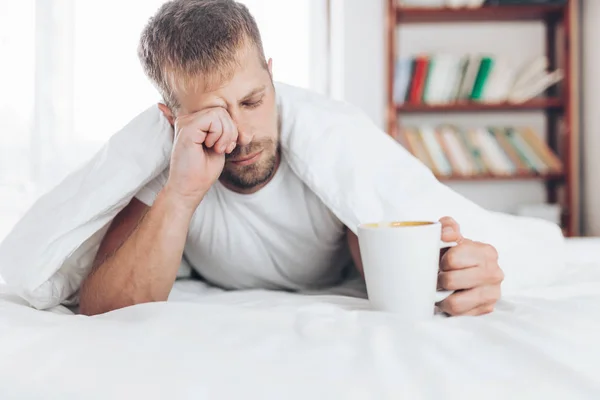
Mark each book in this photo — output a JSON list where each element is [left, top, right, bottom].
[[505, 128, 549, 173], [508, 69, 564, 103], [403, 127, 439, 174], [438, 126, 474, 176], [491, 128, 531, 174], [394, 54, 563, 106], [457, 127, 488, 174], [419, 126, 453, 176], [408, 55, 430, 103], [470, 57, 494, 101], [393, 58, 414, 104], [519, 127, 563, 173], [396, 124, 563, 179]]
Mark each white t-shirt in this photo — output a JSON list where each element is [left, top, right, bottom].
[[135, 155, 354, 291]]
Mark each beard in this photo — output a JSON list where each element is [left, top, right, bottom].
[[220, 138, 279, 190]]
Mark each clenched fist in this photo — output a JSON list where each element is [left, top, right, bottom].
[[436, 216, 504, 316], [164, 107, 252, 211]]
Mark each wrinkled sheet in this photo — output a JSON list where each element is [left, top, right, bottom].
[[1, 238, 599, 400]]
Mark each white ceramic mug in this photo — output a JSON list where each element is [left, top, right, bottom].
[[357, 221, 455, 319]]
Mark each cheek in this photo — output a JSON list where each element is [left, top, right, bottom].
[[248, 103, 278, 141]]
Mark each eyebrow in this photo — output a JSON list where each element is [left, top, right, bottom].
[[240, 85, 266, 103]]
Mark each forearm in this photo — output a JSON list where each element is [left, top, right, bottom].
[[79, 189, 196, 315]]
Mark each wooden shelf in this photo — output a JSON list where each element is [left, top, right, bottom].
[[396, 98, 563, 113], [385, 0, 580, 235], [436, 171, 564, 182], [396, 5, 566, 24]]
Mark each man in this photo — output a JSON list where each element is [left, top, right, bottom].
[[79, 0, 503, 316]]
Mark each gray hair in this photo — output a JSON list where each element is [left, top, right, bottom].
[[138, 0, 266, 109]]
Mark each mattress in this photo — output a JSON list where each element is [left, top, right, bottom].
[[1, 238, 600, 399]]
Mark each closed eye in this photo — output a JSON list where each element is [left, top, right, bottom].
[[242, 98, 263, 109]]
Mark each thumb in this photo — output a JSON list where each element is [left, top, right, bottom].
[[439, 216, 463, 243]]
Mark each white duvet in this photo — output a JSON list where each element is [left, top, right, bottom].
[[1, 239, 600, 399], [0, 82, 565, 309]]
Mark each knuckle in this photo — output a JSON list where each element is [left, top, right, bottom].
[[445, 297, 461, 315], [482, 304, 495, 315], [445, 250, 459, 269], [485, 244, 499, 261], [439, 272, 456, 290], [494, 267, 505, 283]]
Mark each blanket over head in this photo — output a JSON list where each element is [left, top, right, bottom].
[[0, 83, 565, 310]]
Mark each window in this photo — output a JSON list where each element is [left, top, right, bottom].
[[0, 0, 328, 240], [0, 0, 35, 239], [72, 0, 324, 141]]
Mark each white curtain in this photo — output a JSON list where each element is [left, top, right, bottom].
[[0, 0, 329, 240]]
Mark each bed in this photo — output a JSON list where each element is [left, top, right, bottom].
[[1, 237, 600, 399]]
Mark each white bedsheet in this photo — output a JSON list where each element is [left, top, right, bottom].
[[1, 238, 600, 399]]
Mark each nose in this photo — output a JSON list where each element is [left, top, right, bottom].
[[236, 127, 254, 146], [229, 111, 254, 145]]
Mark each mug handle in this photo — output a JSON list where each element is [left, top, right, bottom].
[[434, 240, 457, 303]]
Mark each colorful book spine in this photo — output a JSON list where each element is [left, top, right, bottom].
[[396, 125, 562, 179], [419, 126, 452, 176], [393, 58, 414, 104], [408, 56, 429, 104], [394, 53, 563, 106], [519, 127, 563, 173], [491, 128, 531, 174]]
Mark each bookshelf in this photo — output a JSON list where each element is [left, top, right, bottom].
[[396, 4, 564, 23], [396, 97, 563, 113], [385, 0, 580, 236]]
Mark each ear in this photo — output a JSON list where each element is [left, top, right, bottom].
[[267, 58, 273, 78], [157, 103, 175, 126]]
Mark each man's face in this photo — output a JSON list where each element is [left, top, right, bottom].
[[169, 45, 279, 192]]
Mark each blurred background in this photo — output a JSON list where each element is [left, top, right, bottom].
[[0, 0, 597, 241]]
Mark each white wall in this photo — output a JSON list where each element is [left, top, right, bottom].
[[332, 0, 555, 215], [583, 0, 600, 235], [329, 0, 387, 125]]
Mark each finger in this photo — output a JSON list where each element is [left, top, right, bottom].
[[174, 117, 206, 145], [438, 267, 487, 291], [461, 302, 495, 316], [225, 116, 239, 152], [215, 114, 238, 154], [203, 110, 224, 148], [226, 142, 237, 154], [440, 240, 490, 271], [437, 285, 501, 316], [175, 125, 207, 145], [439, 216, 463, 243]]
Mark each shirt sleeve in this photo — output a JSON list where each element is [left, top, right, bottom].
[[135, 169, 169, 206]]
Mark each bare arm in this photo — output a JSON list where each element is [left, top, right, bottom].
[[79, 191, 195, 315], [79, 106, 245, 316]]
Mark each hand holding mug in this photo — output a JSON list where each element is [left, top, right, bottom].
[[436, 217, 504, 316]]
